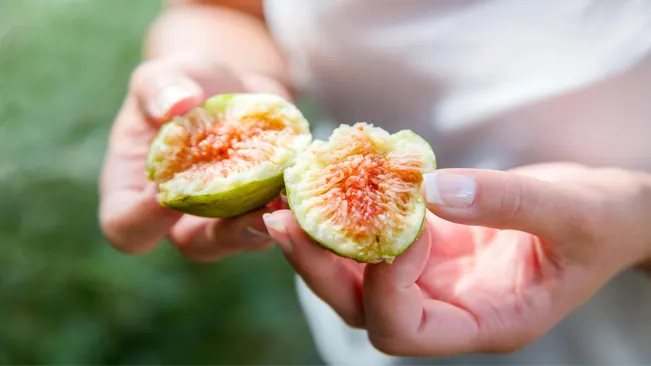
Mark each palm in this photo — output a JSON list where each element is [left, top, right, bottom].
[[417, 213, 562, 336], [276, 163, 641, 355], [340, 214, 567, 341]]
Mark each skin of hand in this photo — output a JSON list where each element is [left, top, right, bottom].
[[263, 162, 651, 357], [99, 56, 290, 261], [99, 0, 294, 261]]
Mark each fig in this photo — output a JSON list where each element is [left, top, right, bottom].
[[146, 93, 312, 218], [284, 122, 437, 264]]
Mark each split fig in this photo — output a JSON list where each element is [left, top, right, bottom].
[[146, 93, 312, 218], [284, 122, 437, 264]]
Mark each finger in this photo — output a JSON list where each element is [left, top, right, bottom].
[[168, 207, 274, 262], [239, 72, 293, 100], [508, 162, 590, 182], [130, 64, 203, 121], [263, 210, 366, 328], [129, 58, 246, 122], [100, 59, 248, 254], [420, 168, 598, 242], [99, 97, 183, 254], [363, 218, 481, 357]]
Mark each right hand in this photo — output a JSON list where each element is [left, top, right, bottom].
[[99, 56, 290, 262], [264, 163, 651, 357]]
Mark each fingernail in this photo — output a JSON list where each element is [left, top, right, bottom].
[[262, 213, 292, 253], [423, 171, 476, 208], [148, 81, 200, 120], [244, 226, 273, 245]]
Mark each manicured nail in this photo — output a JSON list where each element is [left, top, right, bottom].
[[262, 213, 292, 253], [147, 81, 200, 120], [423, 171, 476, 208], [244, 226, 272, 245]]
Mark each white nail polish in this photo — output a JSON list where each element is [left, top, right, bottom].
[[148, 85, 196, 120], [262, 213, 292, 253], [424, 173, 444, 205], [423, 171, 476, 208], [262, 213, 286, 234]]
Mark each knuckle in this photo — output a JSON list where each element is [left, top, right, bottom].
[[565, 192, 608, 242], [128, 59, 171, 93], [492, 176, 527, 226], [99, 214, 145, 255]]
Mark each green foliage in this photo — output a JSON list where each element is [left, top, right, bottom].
[[0, 0, 321, 364]]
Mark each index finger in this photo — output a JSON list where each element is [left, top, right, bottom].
[[99, 96, 189, 253], [99, 60, 214, 253]]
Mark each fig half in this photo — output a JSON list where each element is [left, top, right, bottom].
[[284, 122, 437, 264], [146, 93, 312, 218]]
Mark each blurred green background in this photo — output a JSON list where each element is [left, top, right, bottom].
[[0, 0, 323, 364]]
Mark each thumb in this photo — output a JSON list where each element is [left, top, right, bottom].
[[129, 59, 248, 123], [130, 61, 204, 122], [420, 169, 596, 241]]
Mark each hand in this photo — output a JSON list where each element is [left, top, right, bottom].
[[263, 163, 651, 357], [99, 56, 290, 262]]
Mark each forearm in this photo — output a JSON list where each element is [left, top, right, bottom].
[[144, 0, 290, 89]]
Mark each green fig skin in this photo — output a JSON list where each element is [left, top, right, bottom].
[[162, 173, 285, 218]]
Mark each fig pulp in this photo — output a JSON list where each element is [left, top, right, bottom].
[[146, 93, 312, 218], [284, 122, 437, 263]]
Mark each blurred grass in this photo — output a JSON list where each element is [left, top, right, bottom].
[[0, 0, 322, 364]]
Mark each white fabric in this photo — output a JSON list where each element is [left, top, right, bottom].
[[264, 1, 651, 364]]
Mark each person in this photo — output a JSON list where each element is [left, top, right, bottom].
[[99, 0, 651, 364]]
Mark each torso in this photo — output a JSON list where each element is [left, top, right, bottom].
[[264, 0, 651, 364]]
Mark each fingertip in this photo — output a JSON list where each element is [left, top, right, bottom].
[[262, 210, 292, 252], [263, 209, 334, 267], [422, 168, 587, 240], [262, 209, 291, 234], [421, 170, 477, 211], [129, 61, 204, 122], [361, 221, 435, 347], [365, 219, 432, 287], [145, 78, 204, 122]]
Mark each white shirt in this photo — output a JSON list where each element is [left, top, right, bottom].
[[263, 1, 651, 364]]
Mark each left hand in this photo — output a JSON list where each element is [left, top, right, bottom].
[[99, 56, 290, 262], [263, 163, 651, 357]]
